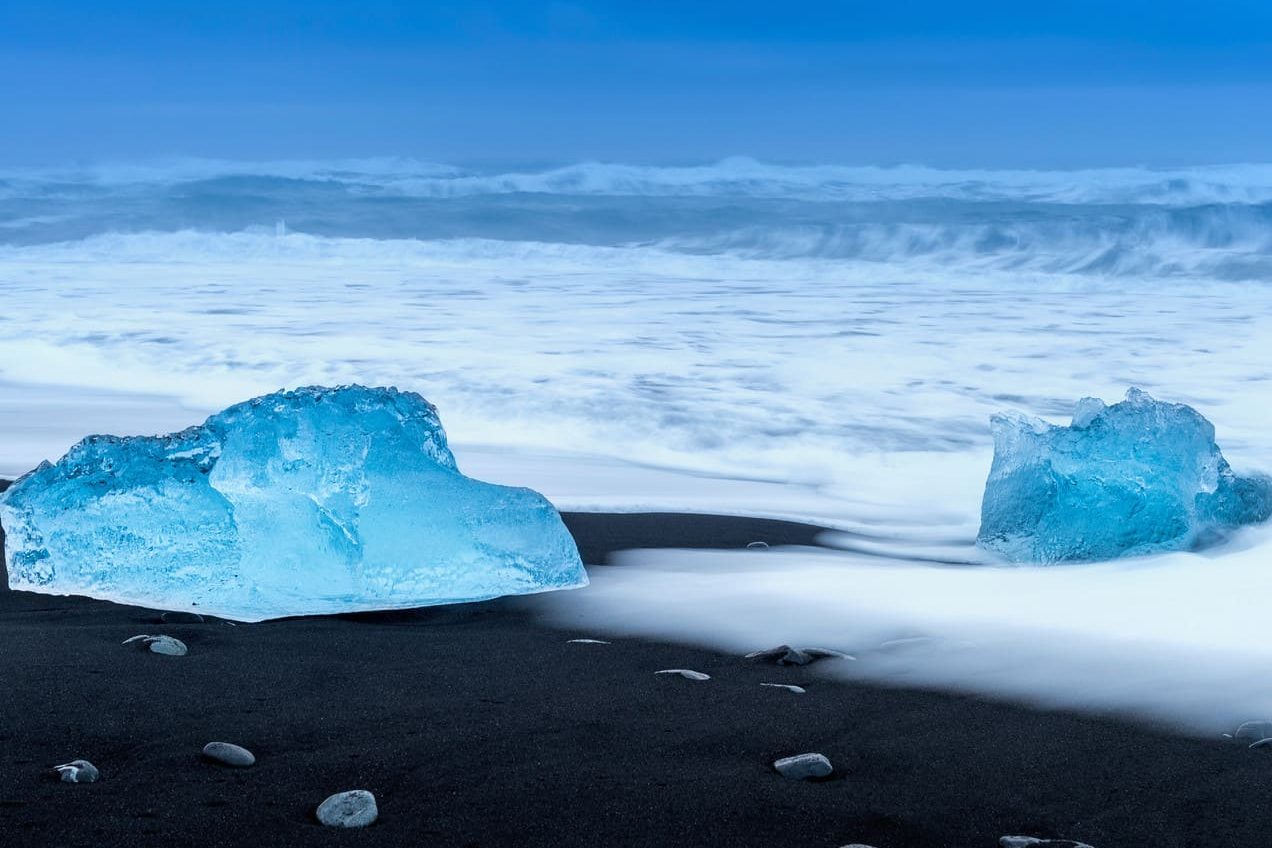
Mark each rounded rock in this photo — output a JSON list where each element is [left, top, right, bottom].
[[202, 742, 255, 768], [655, 669, 711, 681], [54, 759, 99, 784], [772, 752, 833, 780], [161, 611, 205, 624], [317, 790, 378, 828], [147, 635, 188, 656], [123, 634, 189, 656]]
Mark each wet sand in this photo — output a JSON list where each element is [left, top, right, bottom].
[[1, 504, 1268, 847]]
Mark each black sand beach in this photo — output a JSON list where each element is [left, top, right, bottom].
[[2, 505, 1270, 847]]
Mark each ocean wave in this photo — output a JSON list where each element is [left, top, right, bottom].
[[8, 156, 1272, 206], [6, 157, 1272, 277], [8, 204, 1272, 282]]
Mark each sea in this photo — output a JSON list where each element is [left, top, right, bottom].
[[4, 156, 1272, 728]]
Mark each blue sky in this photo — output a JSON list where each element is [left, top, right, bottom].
[[3, 1, 1272, 167]]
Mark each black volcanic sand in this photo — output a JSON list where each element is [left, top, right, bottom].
[[2, 506, 1271, 847]]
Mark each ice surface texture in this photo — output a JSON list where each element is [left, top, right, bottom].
[[0, 386, 585, 620], [978, 389, 1272, 563]]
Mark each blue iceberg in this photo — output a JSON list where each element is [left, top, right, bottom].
[[0, 386, 585, 620], [978, 388, 1272, 563]]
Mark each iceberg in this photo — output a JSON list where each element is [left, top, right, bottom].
[[0, 386, 585, 620], [978, 388, 1272, 563]]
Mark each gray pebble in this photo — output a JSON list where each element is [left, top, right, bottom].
[[122, 634, 189, 656], [567, 638, 611, 644], [655, 669, 710, 681], [202, 742, 255, 768], [317, 790, 378, 828], [54, 759, 99, 784], [746, 645, 853, 666], [1000, 838, 1096, 848], [161, 611, 205, 624], [772, 752, 833, 780], [760, 683, 807, 694]]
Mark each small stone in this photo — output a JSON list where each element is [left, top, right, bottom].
[[1000, 838, 1096, 848], [747, 645, 810, 664], [655, 669, 711, 681], [317, 790, 378, 828], [147, 636, 188, 656], [760, 683, 806, 694], [772, 752, 833, 780], [567, 638, 611, 644], [122, 634, 188, 656], [54, 760, 99, 784], [161, 611, 205, 624], [746, 541, 770, 550], [202, 742, 255, 768], [746, 645, 852, 666], [839, 844, 880, 848]]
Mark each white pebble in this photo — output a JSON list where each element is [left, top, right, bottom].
[[760, 683, 806, 694], [773, 752, 833, 780], [655, 669, 711, 681], [317, 790, 378, 828], [567, 638, 611, 644], [122, 634, 188, 656]]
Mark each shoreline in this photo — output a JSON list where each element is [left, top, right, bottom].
[[1, 504, 1269, 846], [2, 585, 1266, 847]]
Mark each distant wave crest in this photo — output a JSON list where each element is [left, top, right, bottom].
[[5, 157, 1272, 279], [9, 156, 1272, 205]]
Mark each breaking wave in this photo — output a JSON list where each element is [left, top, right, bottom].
[[5, 157, 1272, 280]]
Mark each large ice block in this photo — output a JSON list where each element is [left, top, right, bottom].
[[978, 388, 1272, 563], [0, 386, 585, 620]]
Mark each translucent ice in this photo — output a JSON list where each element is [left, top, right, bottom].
[[0, 386, 585, 620], [978, 388, 1272, 563]]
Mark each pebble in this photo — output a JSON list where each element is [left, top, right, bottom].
[[1000, 838, 1096, 848], [567, 638, 611, 644], [202, 742, 256, 768], [317, 790, 378, 828], [54, 760, 99, 784], [772, 752, 833, 780], [746, 541, 770, 549], [122, 634, 189, 656], [655, 669, 711, 681], [760, 683, 806, 694], [746, 645, 853, 666], [160, 611, 205, 624]]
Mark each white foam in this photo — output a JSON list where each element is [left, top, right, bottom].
[[4, 177, 1272, 730], [529, 537, 1272, 733]]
